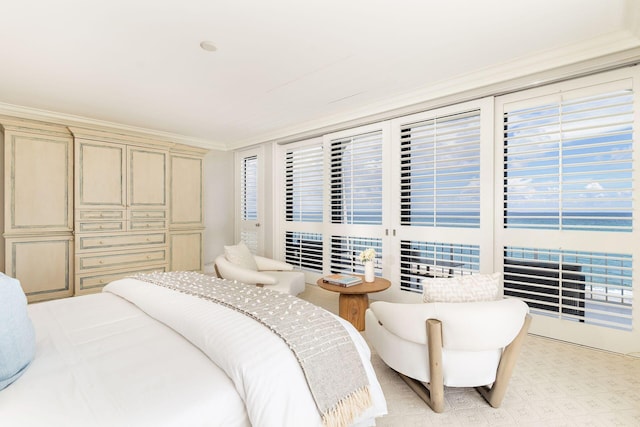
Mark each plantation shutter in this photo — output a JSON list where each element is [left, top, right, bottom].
[[393, 106, 487, 293], [329, 236, 382, 276], [399, 241, 481, 292], [330, 130, 383, 225], [504, 246, 632, 330], [502, 86, 633, 231], [240, 154, 258, 253], [325, 124, 388, 277], [285, 145, 323, 222], [399, 110, 481, 228], [283, 141, 324, 272], [499, 77, 635, 340]]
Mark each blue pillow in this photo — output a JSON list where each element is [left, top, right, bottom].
[[0, 273, 35, 390]]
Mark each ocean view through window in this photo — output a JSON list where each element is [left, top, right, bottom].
[[499, 76, 635, 341], [503, 89, 633, 232], [276, 69, 637, 352]]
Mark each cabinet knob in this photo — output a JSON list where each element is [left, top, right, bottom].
[[98, 241, 103, 245], [99, 260, 104, 264], [99, 225, 103, 229], [99, 279, 105, 284]]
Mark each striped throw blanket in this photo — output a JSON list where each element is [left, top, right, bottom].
[[132, 271, 372, 427]]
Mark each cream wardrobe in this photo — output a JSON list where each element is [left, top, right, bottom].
[[1, 117, 206, 302]]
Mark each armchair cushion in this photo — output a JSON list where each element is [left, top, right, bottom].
[[422, 272, 500, 303], [215, 255, 277, 285], [214, 255, 305, 295], [224, 242, 258, 271], [254, 255, 293, 271]]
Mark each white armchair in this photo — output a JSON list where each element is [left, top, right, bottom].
[[210, 243, 305, 295], [365, 298, 531, 412]]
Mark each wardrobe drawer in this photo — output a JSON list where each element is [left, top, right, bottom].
[[75, 265, 167, 294], [130, 210, 166, 220], [77, 210, 125, 220], [77, 232, 167, 252], [77, 221, 125, 233], [130, 219, 167, 231], [77, 248, 167, 272]]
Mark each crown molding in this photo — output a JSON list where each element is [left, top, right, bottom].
[[227, 30, 640, 149], [0, 102, 228, 151]]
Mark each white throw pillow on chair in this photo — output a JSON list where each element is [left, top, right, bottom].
[[224, 242, 258, 271], [422, 272, 501, 303]]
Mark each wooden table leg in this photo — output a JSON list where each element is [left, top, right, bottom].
[[339, 293, 369, 331]]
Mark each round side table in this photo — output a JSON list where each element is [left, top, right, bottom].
[[317, 275, 390, 331]]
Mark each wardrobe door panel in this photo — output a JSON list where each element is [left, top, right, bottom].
[[76, 140, 126, 209], [5, 236, 73, 302], [128, 147, 167, 209], [5, 132, 72, 233], [170, 155, 203, 228], [169, 230, 203, 272]]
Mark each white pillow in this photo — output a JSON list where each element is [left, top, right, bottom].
[[0, 273, 36, 390], [422, 272, 501, 303], [224, 242, 258, 271]]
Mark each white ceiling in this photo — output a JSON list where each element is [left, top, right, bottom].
[[0, 0, 639, 150]]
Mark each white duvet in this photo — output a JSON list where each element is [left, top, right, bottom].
[[0, 278, 387, 427]]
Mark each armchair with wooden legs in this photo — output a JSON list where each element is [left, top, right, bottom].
[[365, 298, 531, 412]]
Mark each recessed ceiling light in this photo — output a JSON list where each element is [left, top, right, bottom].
[[200, 41, 217, 52]]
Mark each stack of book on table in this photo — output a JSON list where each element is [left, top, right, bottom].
[[322, 274, 362, 287]]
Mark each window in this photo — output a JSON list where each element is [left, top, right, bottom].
[[273, 68, 638, 353], [503, 88, 633, 231], [284, 231, 323, 272], [241, 155, 257, 222], [286, 145, 323, 223], [504, 246, 632, 330], [393, 103, 490, 293], [283, 140, 324, 272], [497, 72, 637, 351], [400, 240, 480, 292], [400, 111, 481, 228], [324, 124, 388, 277], [330, 131, 384, 225], [237, 149, 262, 254]]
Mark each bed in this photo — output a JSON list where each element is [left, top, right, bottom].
[[0, 272, 387, 426]]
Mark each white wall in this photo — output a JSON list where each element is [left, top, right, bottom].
[[203, 149, 235, 265]]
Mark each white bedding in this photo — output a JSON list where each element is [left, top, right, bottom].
[[0, 278, 386, 426], [0, 291, 250, 427]]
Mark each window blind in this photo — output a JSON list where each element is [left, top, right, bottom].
[[503, 89, 633, 231], [399, 240, 480, 292], [241, 155, 258, 221], [330, 131, 383, 225], [504, 246, 632, 331], [399, 110, 481, 228], [284, 232, 323, 272], [285, 145, 323, 222], [329, 236, 382, 275]]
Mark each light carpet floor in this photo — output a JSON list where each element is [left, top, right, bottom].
[[298, 284, 640, 427]]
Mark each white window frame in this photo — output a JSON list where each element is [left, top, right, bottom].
[[269, 67, 639, 354], [495, 67, 639, 354], [235, 146, 264, 254], [387, 98, 495, 302]]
